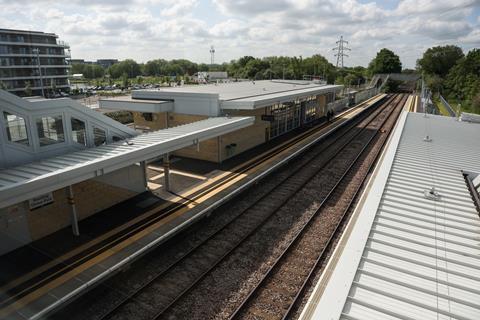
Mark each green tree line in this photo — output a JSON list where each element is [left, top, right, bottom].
[[417, 45, 480, 113], [70, 50, 404, 88], [68, 45, 478, 114], [71, 54, 367, 86]]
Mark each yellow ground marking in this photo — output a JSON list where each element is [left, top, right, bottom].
[[147, 181, 162, 189], [0, 170, 251, 318], [403, 95, 414, 112], [413, 95, 419, 112], [149, 173, 164, 181], [2, 94, 383, 299], [148, 168, 207, 181], [0, 94, 386, 316], [0, 166, 242, 296]]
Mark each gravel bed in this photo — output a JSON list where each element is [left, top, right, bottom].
[[156, 96, 401, 319], [50, 95, 393, 320], [234, 95, 407, 319]]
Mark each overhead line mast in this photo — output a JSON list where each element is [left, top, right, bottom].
[[210, 45, 215, 66], [333, 35, 350, 69]]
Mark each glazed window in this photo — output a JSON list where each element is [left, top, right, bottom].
[[71, 118, 87, 146], [36, 115, 65, 146], [93, 127, 106, 146], [3, 111, 29, 146]]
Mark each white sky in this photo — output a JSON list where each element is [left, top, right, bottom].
[[1, 0, 479, 68]]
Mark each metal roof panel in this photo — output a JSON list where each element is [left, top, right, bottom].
[[305, 112, 480, 320], [0, 116, 253, 207]]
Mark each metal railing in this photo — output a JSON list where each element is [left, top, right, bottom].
[[439, 95, 456, 117]]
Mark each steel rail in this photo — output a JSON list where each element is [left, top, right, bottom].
[[0, 96, 377, 312], [97, 94, 395, 320], [228, 94, 406, 320], [144, 95, 399, 320]]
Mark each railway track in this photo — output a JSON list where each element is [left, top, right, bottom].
[[78, 94, 404, 320], [229, 94, 407, 320], [0, 96, 375, 314]]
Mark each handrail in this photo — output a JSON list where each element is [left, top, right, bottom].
[[439, 95, 455, 117]]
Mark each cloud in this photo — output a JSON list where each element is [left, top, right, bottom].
[[0, 0, 477, 68], [209, 19, 247, 38], [161, 0, 198, 16], [213, 0, 292, 15], [396, 0, 479, 15]]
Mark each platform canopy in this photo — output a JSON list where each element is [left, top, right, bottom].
[[309, 112, 480, 320], [0, 116, 253, 208]]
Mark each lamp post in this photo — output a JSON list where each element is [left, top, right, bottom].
[[32, 48, 45, 98]]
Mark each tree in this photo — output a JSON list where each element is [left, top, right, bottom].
[[368, 48, 402, 75], [71, 63, 105, 79], [244, 58, 270, 79], [426, 75, 444, 94], [121, 72, 130, 88], [24, 81, 32, 96], [472, 93, 480, 114], [108, 59, 141, 78], [51, 78, 57, 94], [71, 63, 85, 75], [383, 79, 402, 93], [417, 45, 464, 78], [445, 48, 480, 109]]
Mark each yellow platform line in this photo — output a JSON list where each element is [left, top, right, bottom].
[[0, 94, 386, 318], [403, 95, 414, 112]]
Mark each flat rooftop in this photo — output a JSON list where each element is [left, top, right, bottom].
[[0, 28, 58, 37], [100, 95, 174, 113], [137, 80, 341, 101]]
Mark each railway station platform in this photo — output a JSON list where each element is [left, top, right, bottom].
[[0, 94, 387, 320]]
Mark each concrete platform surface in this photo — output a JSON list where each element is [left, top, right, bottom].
[[0, 94, 386, 320]]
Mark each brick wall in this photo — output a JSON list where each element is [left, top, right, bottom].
[[132, 111, 168, 130], [131, 109, 268, 163], [219, 108, 268, 161], [26, 179, 136, 241]]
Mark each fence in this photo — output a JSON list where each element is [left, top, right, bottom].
[[354, 87, 378, 104], [327, 97, 349, 113]]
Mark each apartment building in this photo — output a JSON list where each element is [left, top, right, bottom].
[[0, 28, 71, 97]]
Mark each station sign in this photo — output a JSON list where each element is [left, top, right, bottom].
[[261, 115, 275, 122], [29, 193, 54, 210]]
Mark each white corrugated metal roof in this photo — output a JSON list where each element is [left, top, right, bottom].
[[307, 112, 480, 320], [135, 80, 342, 101], [0, 116, 253, 208], [221, 84, 342, 109]]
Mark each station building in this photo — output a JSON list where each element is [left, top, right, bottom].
[[0, 89, 252, 254], [100, 80, 343, 163]]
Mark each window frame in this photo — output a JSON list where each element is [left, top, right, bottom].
[[92, 126, 107, 147], [2, 109, 32, 150], [35, 113, 66, 148], [70, 117, 88, 147]]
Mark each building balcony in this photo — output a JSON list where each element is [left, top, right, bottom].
[[7, 84, 70, 91], [0, 41, 70, 48], [0, 65, 71, 69], [0, 53, 70, 59], [0, 74, 69, 81]]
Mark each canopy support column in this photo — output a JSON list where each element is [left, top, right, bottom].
[[140, 160, 148, 190], [66, 185, 80, 236], [163, 153, 170, 192]]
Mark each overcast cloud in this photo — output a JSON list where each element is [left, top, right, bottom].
[[0, 0, 478, 68]]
